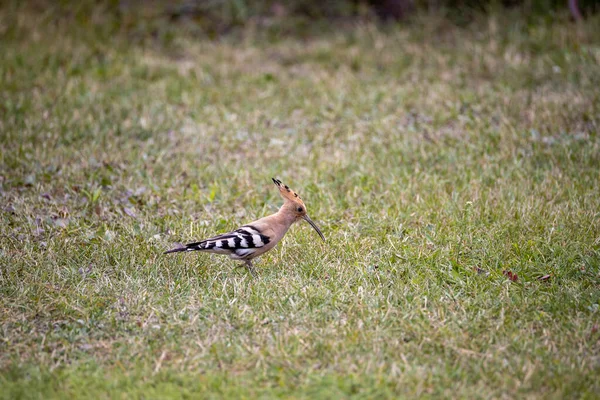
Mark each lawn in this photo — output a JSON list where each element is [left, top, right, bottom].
[[1, 2, 599, 398]]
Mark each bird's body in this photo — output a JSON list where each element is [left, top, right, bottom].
[[165, 178, 325, 276]]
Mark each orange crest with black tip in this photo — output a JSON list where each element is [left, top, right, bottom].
[[272, 178, 306, 207]]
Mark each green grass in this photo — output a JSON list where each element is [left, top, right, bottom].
[[1, 3, 600, 398]]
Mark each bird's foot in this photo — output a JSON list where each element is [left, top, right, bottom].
[[244, 261, 257, 278]]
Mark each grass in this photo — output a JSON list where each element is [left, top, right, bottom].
[[1, 2, 599, 398]]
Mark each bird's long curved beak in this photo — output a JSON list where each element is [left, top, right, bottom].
[[303, 215, 325, 241]]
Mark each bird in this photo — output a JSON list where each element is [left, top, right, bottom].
[[164, 178, 325, 277]]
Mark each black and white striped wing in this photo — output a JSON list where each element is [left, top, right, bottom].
[[175, 225, 271, 259]]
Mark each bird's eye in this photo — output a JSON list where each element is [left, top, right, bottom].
[[297, 207, 303, 212]]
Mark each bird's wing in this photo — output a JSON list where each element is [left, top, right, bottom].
[[165, 225, 271, 259]]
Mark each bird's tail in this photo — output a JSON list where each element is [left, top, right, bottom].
[[164, 241, 205, 254]]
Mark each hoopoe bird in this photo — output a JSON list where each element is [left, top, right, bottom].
[[164, 178, 325, 277]]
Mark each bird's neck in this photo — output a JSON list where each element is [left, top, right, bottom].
[[274, 205, 298, 228]]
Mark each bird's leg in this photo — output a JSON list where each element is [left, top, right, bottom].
[[244, 259, 257, 278]]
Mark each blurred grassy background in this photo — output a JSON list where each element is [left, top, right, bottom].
[[1, 0, 599, 398]]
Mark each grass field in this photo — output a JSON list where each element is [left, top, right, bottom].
[[1, 2, 599, 398]]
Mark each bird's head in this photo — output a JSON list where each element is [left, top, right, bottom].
[[272, 178, 325, 241]]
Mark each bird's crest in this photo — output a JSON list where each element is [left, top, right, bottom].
[[272, 178, 305, 206]]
